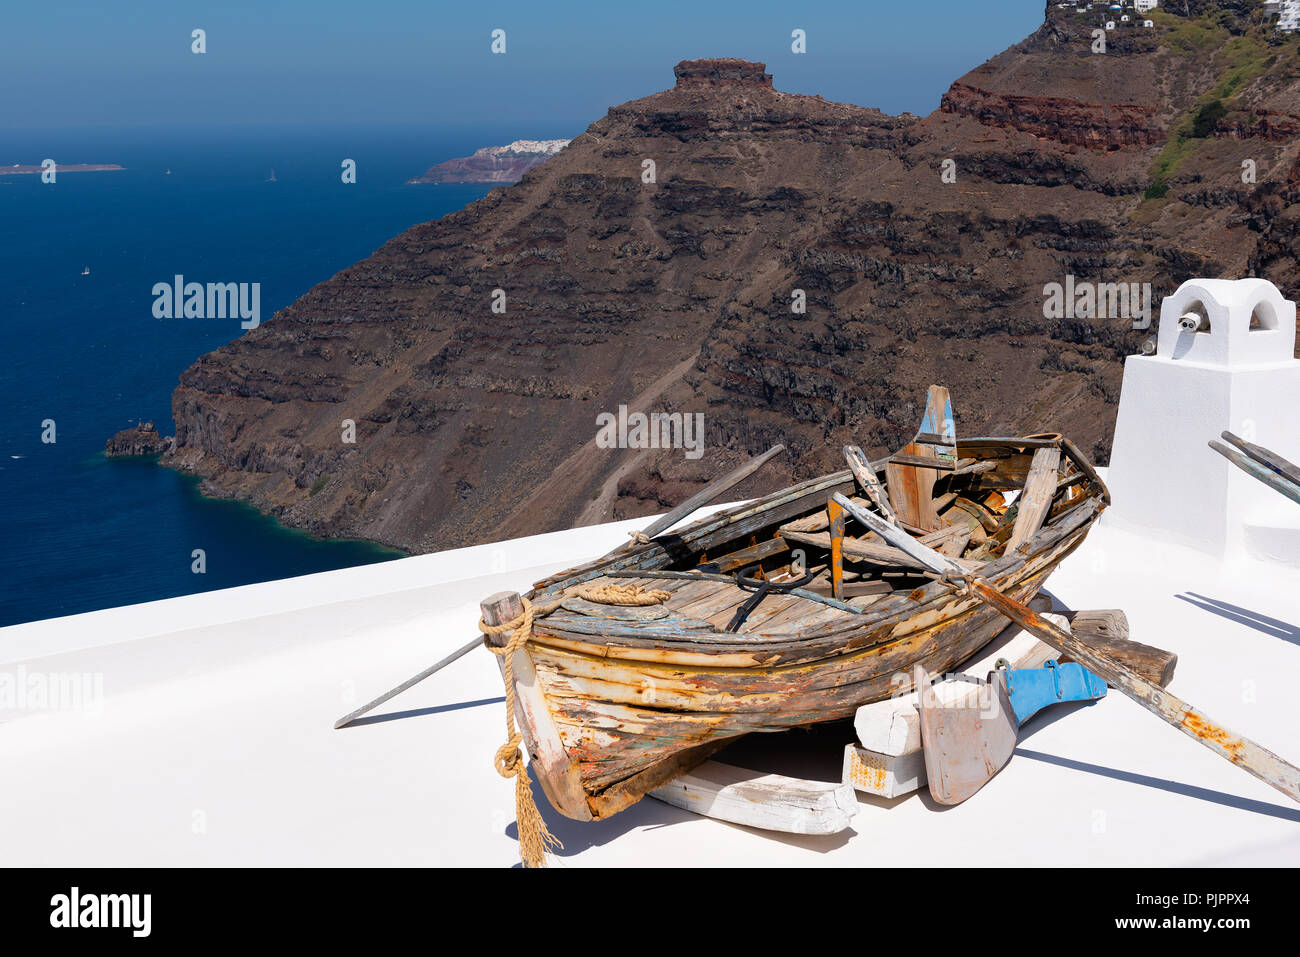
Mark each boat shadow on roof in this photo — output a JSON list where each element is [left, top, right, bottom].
[[1015, 749, 1300, 824], [1175, 592, 1300, 647]]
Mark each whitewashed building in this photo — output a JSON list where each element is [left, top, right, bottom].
[[1135, 0, 1158, 13], [1280, 0, 1300, 33]]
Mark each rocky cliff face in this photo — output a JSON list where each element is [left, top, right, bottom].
[[161, 6, 1300, 554]]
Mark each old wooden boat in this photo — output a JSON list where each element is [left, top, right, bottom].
[[484, 390, 1110, 823]]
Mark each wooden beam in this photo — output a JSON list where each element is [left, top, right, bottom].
[[1210, 439, 1300, 507], [842, 445, 897, 522], [703, 536, 789, 574], [1007, 446, 1061, 552], [1062, 609, 1177, 687], [780, 524, 971, 571], [1218, 430, 1300, 486], [648, 761, 858, 835], [886, 443, 943, 531]]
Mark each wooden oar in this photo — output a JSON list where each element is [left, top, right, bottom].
[[333, 635, 482, 729], [1210, 432, 1300, 507], [605, 445, 785, 558], [830, 492, 1300, 804], [1218, 430, 1300, 486]]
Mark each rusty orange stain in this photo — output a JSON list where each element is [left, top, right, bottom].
[[1181, 711, 1247, 762]]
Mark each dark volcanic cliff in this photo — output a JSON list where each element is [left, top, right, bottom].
[[163, 7, 1300, 553]]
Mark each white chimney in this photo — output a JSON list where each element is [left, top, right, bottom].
[[1105, 278, 1300, 567]]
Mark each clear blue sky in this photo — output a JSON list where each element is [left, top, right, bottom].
[[1, 0, 1046, 134]]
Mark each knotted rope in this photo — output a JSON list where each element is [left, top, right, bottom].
[[574, 582, 671, 606], [479, 582, 670, 868]]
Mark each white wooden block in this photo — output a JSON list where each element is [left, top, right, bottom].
[[649, 760, 858, 835], [843, 744, 927, 799]]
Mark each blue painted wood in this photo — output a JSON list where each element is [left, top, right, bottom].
[[1002, 660, 1106, 725], [918, 388, 955, 446]]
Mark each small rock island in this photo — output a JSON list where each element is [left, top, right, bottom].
[[105, 422, 173, 457]]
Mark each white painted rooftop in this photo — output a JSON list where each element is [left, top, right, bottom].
[[2, 485, 1298, 867], [3, 278, 1299, 867]]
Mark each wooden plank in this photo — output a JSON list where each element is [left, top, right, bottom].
[[831, 494, 964, 576], [933, 526, 971, 559], [802, 580, 892, 599], [663, 580, 722, 608], [721, 593, 802, 630], [613, 568, 864, 616], [780, 523, 970, 571], [675, 586, 749, 622], [1218, 430, 1300, 486], [587, 740, 729, 820], [1059, 436, 1110, 505], [561, 597, 670, 621], [947, 496, 1000, 532], [828, 497, 845, 600], [1067, 607, 1129, 641], [778, 495, 871, 535], [886, 442, 943, 531], [648, 761, 858, 835], [703, 536, 789, 573], [761, 602, 851, 635], [1062, 609, 1177, 687], [949, 459, 996, 478], [1210, 440, 1300, 507], [843, 445, 897, 522], [1007, 447, 1061, 552], [890, 452, 955, 472], [782, 529, 918, 569]]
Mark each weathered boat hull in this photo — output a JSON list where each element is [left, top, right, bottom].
[[491, 437, 1107, 821]]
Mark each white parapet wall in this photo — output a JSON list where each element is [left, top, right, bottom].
[[1105, 278, 1300, 567]]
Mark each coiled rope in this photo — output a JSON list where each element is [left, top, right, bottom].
[[478, 582, 670, 867]]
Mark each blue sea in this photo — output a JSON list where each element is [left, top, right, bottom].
[[0, 125, 501, 627]]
